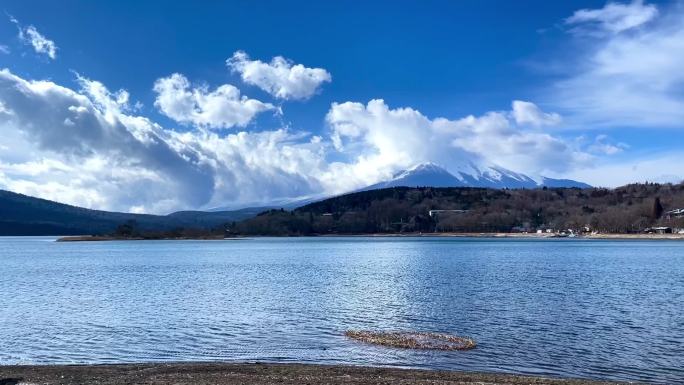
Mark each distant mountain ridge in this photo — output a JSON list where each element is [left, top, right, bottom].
[[211, 163, 590, 212], [364, 162, 590, 190], [0, 189, 258, 235], [0, 162, 590, 235]]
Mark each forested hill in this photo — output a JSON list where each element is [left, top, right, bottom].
[[233, 183, 684, 235], [4, 183, 684, 237], [0, 189, 259, 235]]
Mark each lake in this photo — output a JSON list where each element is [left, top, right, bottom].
[[0, 237, 682, 384]]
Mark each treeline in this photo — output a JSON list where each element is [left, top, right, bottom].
[[108, 219, 226, 239], [231, 183, 684, 235]]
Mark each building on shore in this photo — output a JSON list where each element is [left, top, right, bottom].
[[645, 226, 673, 234], [665, 208, 684, 219]]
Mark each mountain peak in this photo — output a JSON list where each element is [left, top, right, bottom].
[[392, 162, 452, 179], [408, 161, 443, 171]]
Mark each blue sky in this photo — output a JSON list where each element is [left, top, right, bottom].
[[1, 1, 580, 126], [1, 0, 683, 213]]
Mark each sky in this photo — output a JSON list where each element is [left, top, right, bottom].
[[1, 0, 684, 214]]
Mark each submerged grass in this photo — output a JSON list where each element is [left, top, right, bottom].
[[344, 330, 477, 351]]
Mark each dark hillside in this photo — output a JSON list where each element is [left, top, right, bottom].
[[0, 189, 256, 235], [233, 183, 684, 235]]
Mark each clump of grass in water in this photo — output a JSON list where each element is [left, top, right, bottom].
[[344, 330, 477, 351]]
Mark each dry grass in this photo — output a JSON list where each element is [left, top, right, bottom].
[[345, 330, 477, 351]]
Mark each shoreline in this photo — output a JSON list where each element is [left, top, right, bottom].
[[54, 232, 684, 242], [0, 362, 629, 385], [323, 232, 684, 240], [55, 235, 241, 242]]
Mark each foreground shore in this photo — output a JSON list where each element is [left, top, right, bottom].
[[0, 363, 629, 385]]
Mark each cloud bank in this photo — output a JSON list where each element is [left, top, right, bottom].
[[0, 67, 599, 213], [328, 99, 588, 179], [0, 69, 338, 213]]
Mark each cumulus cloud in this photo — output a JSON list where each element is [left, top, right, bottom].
[[0, 69, 220, 211], [10, 17, 57, 59], [0, 67, 604, 212], [566, 0, 658, 34], [227, 51, 331, 100], [153, 73, 275, 129], [327, 99, 591, 179], [511, 100, 561, 126], [0, 69, 332, 212], [550, 1, 684, 128], [3, 58, 635, 213]]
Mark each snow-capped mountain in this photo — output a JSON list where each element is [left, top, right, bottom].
[[212, 163, 590, 212], [364, 162, 590, 190]]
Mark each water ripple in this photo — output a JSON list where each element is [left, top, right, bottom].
[[0, 236, 682, 384]]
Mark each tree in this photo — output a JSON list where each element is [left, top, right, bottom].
[[114, 219, 139, 237], [652, 197, 664, 220]]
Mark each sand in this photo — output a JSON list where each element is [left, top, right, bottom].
[[0, 362, 632, 385]]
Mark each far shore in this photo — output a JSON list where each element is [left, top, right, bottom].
[[54, 232, 684, 242], [55, 235, 233, 242], [0, 362, 629, 385], [327, 232, 684, 240]]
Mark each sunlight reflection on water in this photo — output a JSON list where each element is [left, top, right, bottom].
[[0, 236, 682, 384]]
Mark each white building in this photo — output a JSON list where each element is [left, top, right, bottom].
[[428, 209, 468, 218]]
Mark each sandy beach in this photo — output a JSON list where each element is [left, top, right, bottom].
[[0, 363, 631, 385]]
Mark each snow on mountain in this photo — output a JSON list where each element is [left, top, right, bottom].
[[207, 193, 327, 212], [213, 163, 590, 212], [383, 163, 466, 187], [364, 162, 590, 190]]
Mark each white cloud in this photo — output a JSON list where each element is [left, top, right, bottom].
[[511, 100, 561, 126], [587, 134, 629, 155], [23, 26, 57, 59], [0, 70, 625, 214], [564, 151, 684, 187], [77, 74, 133, 113], [551, 1, 684, 128], [227, 51, 331, 100], [0, 66, 602, 213], [0, 101, 11, 115], [10, 17, 57, 59], [153, 73, 275, 129], [0, 45, 9, 54], [327, 99, 591, 179], [566, 0, 658, 34], [0, 69, 332, 212]]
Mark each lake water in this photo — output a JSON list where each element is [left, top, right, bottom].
[[0, 237, 682, 384]]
